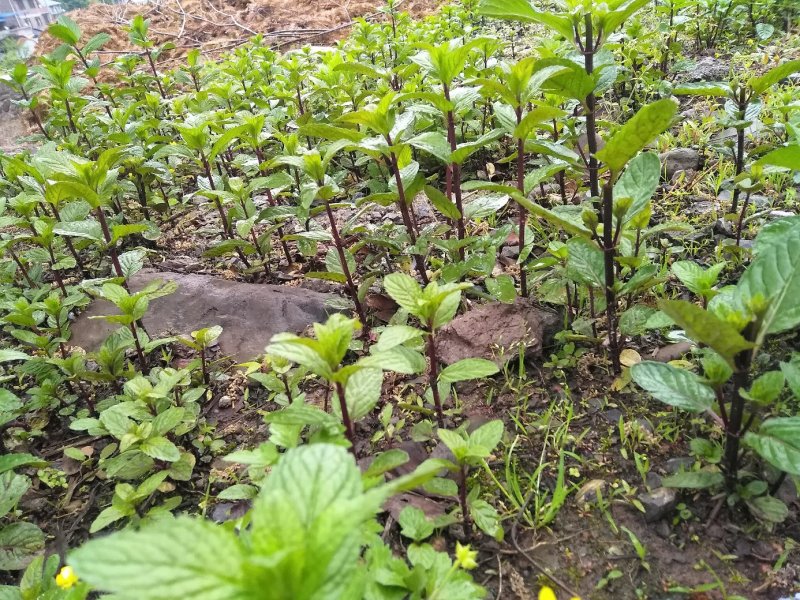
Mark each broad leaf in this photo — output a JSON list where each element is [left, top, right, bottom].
[[424, 185, 461, 219], [438, 358, 499, 383], [566, 237, 605, 289], [672, 82, 731, 97], [383, 273, 423, 318], [342, 368, 383, 421], [748, 60, 800, 94], [0, 350, 31, 364], [248, 444, 385, 599], [745, 418, 800, 476], [0, 473, 30, 520], [661, 471, 724, 489], [468, 420, 503, 457], [69, 517, 245, 599], [53, 221, 104, 242], [398, 506, 434, 542], [614, 151, 660, 220], [756, 145, 800, 170], [139, 436, 181, 462], [0, 454, 47, 475], [596, 99, 678, 173], [0, 523, 44, 570], [657, 299, 753, 363], [737, 223, 800, 345], [630, 361, 715, 412], [477, 0, 574, 40]]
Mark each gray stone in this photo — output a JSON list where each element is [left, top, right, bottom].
[[70, 270, 334, 361], [714, 217, 734, 237], [664, 457, 694, 473], [639, 487, 678, 522], [711, 127, 738, 143], [435, 298, 560, 366], [500, 245, 520, 260], [646, 472, 662, 490], [602, 408, 623, 424], [655, 520, 671, 539], [686, 200, 719, 216], [660, 148, 700, 180], [670, 168, 696, 184], [685, 56, 729, 82]]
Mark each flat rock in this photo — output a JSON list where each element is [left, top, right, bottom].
[[660, 148, 700, 180], [685, 56, 728, 82], [685, 200, 719, 216], [70, 270, 334, 361], [639, 487, 678, 523], [435, 298, 560, 366]]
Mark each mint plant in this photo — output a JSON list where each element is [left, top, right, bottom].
[[631, 218, 800, 514], [86, 280, 176, 371], [177, 325, 222, 385], [0, 454, 48, 571], [382, 273, 498, 427], [437, 419, 505, 539], [674, 59, 800, 213], [267, 314, 419, 449], [69, 443, 460, 600]]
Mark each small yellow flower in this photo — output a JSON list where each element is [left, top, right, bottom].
[[454, 541, 478, 570], [539, 586, 557, 600], [538, 586, 581, 600], [55, 565, 78, 589]]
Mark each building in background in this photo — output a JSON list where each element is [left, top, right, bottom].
[[0, 0, 64, 44]]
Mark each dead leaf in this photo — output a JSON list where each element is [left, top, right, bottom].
[[620, 348, 642, 367]]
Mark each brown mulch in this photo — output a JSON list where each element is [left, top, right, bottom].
[[34, 0, 442, 62]]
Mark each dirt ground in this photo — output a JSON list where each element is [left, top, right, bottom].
[[34, 0, 442, 61], [0, 114, 28, 154]]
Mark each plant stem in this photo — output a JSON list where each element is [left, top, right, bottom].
[[335, 381, 356, 454], [8, 247, 35, 287], [64, 98, 78, 134], [601, 181, 621, 374], [255, 148, 293, 265], [19, 89, 50, 139], [723, 321, 755, 492], [735, 192, 751, 245], [385, 136, 429, 284], [582, 13, 601, 211], [724, 369, 748, 492], [94, 207, 126, 282], [515, 106, 528, 297], [770, 472, 787, 496], [135, 174, 152, 221], [129, 323, 148, 371], [46, 245, 68, 296], [731, 89, 748, 213], [426, 325, 444, 428], [443, 83, 466, 259], [200, 154, 233, 238], [147, 51, 167, 99], [200, 348, 209, 385], [323, 199, 369, 334], [459, 463, 472, 538]]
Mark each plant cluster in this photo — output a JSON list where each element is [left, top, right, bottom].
[[0, 0, 798, 596]]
